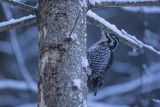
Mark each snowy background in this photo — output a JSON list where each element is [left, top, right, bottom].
[[0, 0, 160, 107]]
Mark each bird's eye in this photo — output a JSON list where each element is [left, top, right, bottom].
[[109, 33, 115, 37], [110, 33, 119, 41]]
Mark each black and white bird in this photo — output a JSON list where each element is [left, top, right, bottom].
[[87, 31, 119, 96]]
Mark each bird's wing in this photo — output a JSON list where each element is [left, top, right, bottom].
[[87, 44, 112, 75]]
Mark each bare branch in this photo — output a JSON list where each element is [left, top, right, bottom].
[[0, 80, 37, 92], [87, 10, 160, 55], [0, 0, 36, 12], [88, 73, 160, 101], [89, 0, 160, 8], [0, 41, 12, 55], [88, 101, 129, 107], [2, 4, 37, 92], [88, 62, 160, 101], [17, 103, 37, 107], [0, 15, 37, 32]]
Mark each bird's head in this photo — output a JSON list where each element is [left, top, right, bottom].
[[101, 32, 119, 50], [107, 33, 119, 49]]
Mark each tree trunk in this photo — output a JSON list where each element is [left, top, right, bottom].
[[37, 0, 88, 107]]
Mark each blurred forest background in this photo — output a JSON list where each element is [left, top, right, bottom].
[[0, 0, 160, 107]]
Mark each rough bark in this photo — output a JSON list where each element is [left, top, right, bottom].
[[37, 0, 88, 107]]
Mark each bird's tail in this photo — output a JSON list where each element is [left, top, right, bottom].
[[94, 87, 97, 96]]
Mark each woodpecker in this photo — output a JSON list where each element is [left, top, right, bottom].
[[87, 31, 119, 96]]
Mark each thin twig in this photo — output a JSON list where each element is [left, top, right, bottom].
[[0, 0, 36, 13], [89, 0, 160, 8], [87, 10, 160, 55], [68, 10, 81, 39], [0, 15, 37, 32]]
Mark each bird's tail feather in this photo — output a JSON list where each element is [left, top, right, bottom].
[[94, 87, 97, 96]]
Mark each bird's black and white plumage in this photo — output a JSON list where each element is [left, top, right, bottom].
[[87, 32, 119, 96]]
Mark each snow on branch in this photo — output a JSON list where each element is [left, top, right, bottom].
[[0, 15, 36, 32], [0, 0, 36, 12], [122, 6, 160, 14], [87, 10, 160, 55], [89, 0, 160, 8], [1, 3, 38, 94], [0, 79, 37, 92]]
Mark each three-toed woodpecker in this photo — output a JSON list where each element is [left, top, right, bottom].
[[87, 32, 119, 96]]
